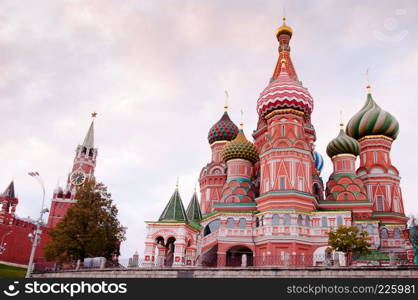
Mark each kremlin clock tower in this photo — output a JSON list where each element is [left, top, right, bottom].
[[47, 114, 98, 228]]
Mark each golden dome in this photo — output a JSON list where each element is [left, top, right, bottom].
[[276, 17, 293, 37]]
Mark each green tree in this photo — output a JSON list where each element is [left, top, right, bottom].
[[44, 180, 126, 263], [328, 224, 371, 265]]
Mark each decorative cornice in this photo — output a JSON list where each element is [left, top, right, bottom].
[[144, 221, 200, 232], [213, 202, 257, 207], [358, 135, 393, 142], [259, 146, 311, 157], [210, 140, 228, 146], [256, 190, 315, 200], [265, 108, 305, 119], [332, 153, 356, 159]]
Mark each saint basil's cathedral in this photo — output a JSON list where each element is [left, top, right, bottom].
[[143, 18, 413, 267]]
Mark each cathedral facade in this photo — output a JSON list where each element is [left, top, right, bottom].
[[143, 19, 412, 267]]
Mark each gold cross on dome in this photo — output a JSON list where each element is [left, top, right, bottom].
[[365, 68, 372, 92], [224, 90, 229, 111]]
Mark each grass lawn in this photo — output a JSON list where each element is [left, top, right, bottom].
[[0, 263, 26, 278]]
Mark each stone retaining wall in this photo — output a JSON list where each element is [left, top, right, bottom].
[[32, 266, 418, 278]]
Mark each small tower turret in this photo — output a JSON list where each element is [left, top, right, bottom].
[[0, 182, 18, 225], [346, 86, 406, 225], [200, 101, 239, 214]]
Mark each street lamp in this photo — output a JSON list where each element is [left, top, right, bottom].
[[26, 172, 49, 278]]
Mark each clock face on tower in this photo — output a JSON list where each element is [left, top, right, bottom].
[[70, 170, 87, 186]]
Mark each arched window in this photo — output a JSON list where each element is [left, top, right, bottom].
[[264, 179, 269, 192], [394, 228, 401, 239], [226, 218, 234, 229], [337, 216, 343, 226], [255, 217, 260, 228], [366, 224, 374, 235], [297, 177, 304, 191], [272, 214, 280, 226], [381, 228, 388, 239], [343, 193, 348, 201], [321, 217, 328, 227], [284, 214, 291, 225], [239, 218, 246, 229], [260, 216, 264, 226], [305, 216, 311, 227], [297, 215, 303, 226], [280, 177, 286, 190], [376, 196, 384, 211]]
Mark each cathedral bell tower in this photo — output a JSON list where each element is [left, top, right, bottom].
[[47, 113, 98, 228], [254, 19, 317, 212]]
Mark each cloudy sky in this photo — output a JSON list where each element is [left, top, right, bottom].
[[1, 0, 417, 258]]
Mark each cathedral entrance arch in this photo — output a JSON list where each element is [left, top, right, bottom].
[[165, 237, 176, 267], [226, 245, 254, 267], [201, 244, 218, 267]]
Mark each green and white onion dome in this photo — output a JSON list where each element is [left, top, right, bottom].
[[346, 90, 399, 140], [326, 127, 360, 158]]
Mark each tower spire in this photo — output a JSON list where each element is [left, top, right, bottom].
[[82, 113, 96, 148], [159, 184, 188, 222], [224, 90, 229, 111], [365, 68, 372, 94], [272, 17, 298, 81], [3, 181, 15, 199], [186, 190, 202, 222]]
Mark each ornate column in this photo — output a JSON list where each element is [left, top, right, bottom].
[[143, 241, 156, 266]]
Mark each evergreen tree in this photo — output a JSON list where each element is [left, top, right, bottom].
[[328, 224, 371, 265], [44, 180, 126, 263]]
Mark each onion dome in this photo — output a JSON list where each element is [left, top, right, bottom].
[[326, 127, 360, 158], [221, 130, 259, 164], [314, 151, 324, 173], [346, 88, 399, 140], [257, 60, 313, 118], [208, 111, 239, 144], [276, 17, 293, 37]]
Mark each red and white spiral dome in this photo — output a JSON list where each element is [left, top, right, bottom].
[[257, 61, 313, 118]]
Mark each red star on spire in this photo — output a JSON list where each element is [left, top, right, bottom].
[[91, 112, 97, 118]]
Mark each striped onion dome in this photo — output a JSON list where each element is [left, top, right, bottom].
[[326, 128, 360, 158], [314, 151, 324, 172], [257, 60, 313, 118], [221, 130, 259, 164], [208, 111, 239, 145], [346, 91, 399, 140]]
